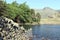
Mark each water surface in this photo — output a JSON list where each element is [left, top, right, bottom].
[[32, 24, 60, 40]]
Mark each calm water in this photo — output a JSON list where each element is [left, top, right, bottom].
[[32, 24, 60, 40]]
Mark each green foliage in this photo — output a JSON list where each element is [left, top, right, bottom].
[[0, 1, 6, 16], [23, 25, 32, 30], [30, 9, 36, 22], [36, 12, 41, 22], [0, 1, 41, 30], [0, 1, 41, 23]]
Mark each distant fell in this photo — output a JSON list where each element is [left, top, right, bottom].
[[35, 7, 60, 18]]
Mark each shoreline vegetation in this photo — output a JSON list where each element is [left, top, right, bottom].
[[0, 1, 40, 24]]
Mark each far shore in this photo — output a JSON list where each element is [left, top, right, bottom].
[[19, 22, 60, 25], [19, 18, 60, 25], [40, 18, 60, 24]]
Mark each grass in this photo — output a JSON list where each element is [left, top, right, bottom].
[[40, 18, 60, 24]]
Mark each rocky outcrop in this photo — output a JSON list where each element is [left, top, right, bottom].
[[0, 16, 31, 40]]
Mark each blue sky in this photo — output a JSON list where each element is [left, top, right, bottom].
[[5, 0, 60, 10]]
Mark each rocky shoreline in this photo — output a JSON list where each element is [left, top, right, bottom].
[[0, 16, 32, 40]]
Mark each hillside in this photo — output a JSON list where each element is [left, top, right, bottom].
[[35, 7, 60, 19], [35, 7, 60, 24]]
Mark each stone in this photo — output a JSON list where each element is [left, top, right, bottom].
[[13, 26, 18, 30], [0, 17, 31, 40]]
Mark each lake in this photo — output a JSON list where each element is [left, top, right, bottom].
[[32, 24, 60, 40]]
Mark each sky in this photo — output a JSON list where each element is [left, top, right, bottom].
[[5, 0, 60, 10]]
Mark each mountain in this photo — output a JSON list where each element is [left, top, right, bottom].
[[35, 7, 60, 18]]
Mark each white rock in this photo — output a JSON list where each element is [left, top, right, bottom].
[[0, 17, 30, 40], [20, 26, 25, 30]]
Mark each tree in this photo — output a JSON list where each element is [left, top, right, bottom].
[[4, 1, 19, 19], [18, 2, 33, 23], [36, 12, 41, 22], [1, 1, 41, 23], [30, 9, 36, 22], [0, 0, 6, 16]]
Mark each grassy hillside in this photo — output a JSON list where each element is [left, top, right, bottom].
[[34, 7, 60, 24], [35, 7, 60, 19]]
